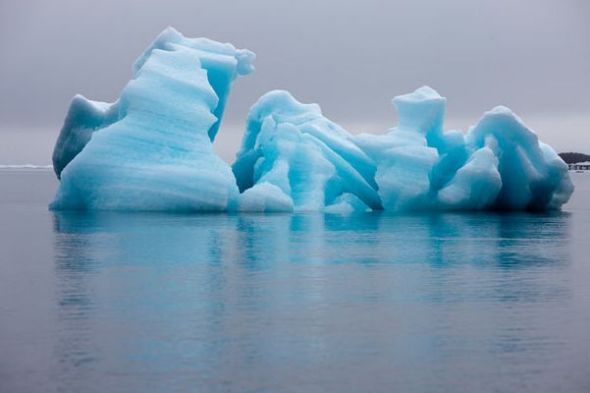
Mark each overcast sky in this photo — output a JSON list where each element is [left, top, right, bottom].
[[0, 0, 588, 163]]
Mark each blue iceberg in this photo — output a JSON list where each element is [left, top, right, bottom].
[[51, 27, 254, 211], [51, 28, 573, 212], [233, 90, 381, 212], [352, 86, 574, 211]]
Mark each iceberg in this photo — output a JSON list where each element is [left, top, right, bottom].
[[50, 28, 573, 212], [353, 86, 575, 211], [234, 87, 573, 212], [51, 27, 254, 211], [232, 90, 381, 212]]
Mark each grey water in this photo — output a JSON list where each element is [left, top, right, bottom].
[[1, 170, 589, 393]]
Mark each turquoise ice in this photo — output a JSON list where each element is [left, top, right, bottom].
[[51, 28, 573, 212], [51, 27, 254, 211], [233, 90, 381, 212], [352, 86, 573, 211]]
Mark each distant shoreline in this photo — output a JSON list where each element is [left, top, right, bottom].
[[559, 152, 590, 164]]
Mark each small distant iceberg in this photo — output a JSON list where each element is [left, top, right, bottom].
[[50, 27, 573, 212], [0, 164, 53, 170]]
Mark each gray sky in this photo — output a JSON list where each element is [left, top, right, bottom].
[[1, 0, 588, 163]]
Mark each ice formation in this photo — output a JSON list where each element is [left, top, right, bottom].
[[51, 27, 254, 211], [233, 91, 381, 212], [51, 28, 573, 212], [352, 86, 573, 211]]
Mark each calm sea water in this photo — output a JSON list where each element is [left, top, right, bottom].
[[1, 170, 589, 393]]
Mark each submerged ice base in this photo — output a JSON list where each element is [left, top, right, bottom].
[[51, 28, 573, 212]]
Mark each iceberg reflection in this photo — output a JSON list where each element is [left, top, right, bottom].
[[51, 211, 572, 392]]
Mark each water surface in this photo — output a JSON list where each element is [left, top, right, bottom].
[[1, 170, 589, 392]]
